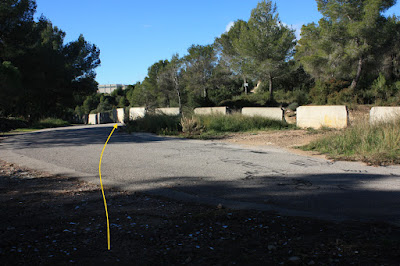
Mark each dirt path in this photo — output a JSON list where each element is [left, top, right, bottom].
[[2, 159, 400, 265]]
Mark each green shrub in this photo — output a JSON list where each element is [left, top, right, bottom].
[[33, 118, 70, 129], [125, 114, 182, 135], [194, 113, 290, 133], [0, 118, 28, 132]]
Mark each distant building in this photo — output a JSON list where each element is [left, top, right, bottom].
[[97, 84, 128, 94]]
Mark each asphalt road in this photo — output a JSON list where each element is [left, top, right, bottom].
[[1, 124, 400, 223]]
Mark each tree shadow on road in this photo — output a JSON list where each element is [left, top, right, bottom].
[[2, 161, 400, 265]]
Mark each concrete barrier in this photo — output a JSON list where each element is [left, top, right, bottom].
[[194, 107, 228, 115], [129, 107, 146, 120], [242, 107, 284, 121], [296, 105, 349, 129], [155, 107, 180, 116], [88, 114, 97, 125], [370, 107, 400, 124], [116, 108, 125, 123]]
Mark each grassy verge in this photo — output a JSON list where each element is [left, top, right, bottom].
[[301, 119, 400, 165], [125, 114, 182, 135], [31, 118, 70, 129], [125, 113, 293, 138], [1, 117, 70, 134]]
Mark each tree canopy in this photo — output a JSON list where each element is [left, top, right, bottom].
[[0, 0, 100, 120]]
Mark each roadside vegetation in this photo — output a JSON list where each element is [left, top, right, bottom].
[[1, 117, 70, 134], [125, 113, 292, 138], [2, 0, 399, 129], [302, 118, 400, 165]]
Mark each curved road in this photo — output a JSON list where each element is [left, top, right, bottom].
[[1, 124, 400, 223]]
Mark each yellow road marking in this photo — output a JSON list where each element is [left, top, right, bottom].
[[99, 124, 118, 250]]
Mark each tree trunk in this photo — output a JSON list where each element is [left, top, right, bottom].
[[269, 75, 273, 101], [174, 74, 182, 115], [244, 77, 248, 95], [203, 88, 208, 99], [350, 56, 363, 90]]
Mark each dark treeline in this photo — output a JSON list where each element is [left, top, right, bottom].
[[0, 0, 100, 121], [2, 0, 400, 122]]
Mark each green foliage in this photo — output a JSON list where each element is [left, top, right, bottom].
[[219, 92, 274, 110], [125, 114, 182, 135], [231, 0, 296, 100], [302, 118, 400, 165], [296, 0, 398, 94], [0, 0, 100, 121], [0, 117, 28, 132], [194, 113, 290, 133], [309, 79, 352, 104], [273, 89, 310, 106], [32, 118, 70, 129]]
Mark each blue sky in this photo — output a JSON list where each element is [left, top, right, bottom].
[[35, 0, 399, 85]]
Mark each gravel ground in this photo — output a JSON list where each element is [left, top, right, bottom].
[[2, 159, 400, 265]]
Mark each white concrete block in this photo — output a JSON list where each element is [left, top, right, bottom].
[[117, 108, 125, 123], [194, 107, 227, 115], [242, 107, 284, 121], [88, 114, 97, 125], [296, 105, 348, 129], [129, 107, 146, 120], [370, 107, 400, 124], [155, 107, 180, 116]]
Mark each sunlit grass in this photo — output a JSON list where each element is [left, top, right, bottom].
[[301, 118, 400, 165]]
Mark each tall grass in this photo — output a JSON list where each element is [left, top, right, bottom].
[[125, 113, 291, 136], [32, 118, 70, 129], [125, 114, 182, 135], [194, 113, 289, 132], [302, 118, 400, 165]]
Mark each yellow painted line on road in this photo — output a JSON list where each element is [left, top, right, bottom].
[[99, 124, 118, 250]]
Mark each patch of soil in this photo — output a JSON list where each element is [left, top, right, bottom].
[[1, 160, 400, 265], [222, 129, 327, 149]]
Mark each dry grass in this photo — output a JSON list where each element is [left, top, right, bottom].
[[302, 116, 400, 165]]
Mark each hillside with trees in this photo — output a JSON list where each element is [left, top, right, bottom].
[[1, 0, 399, 122]]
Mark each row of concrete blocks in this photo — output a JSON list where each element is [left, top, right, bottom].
[[88, 106, 400, 129], [194, 106, 400, 129], [88, 107, 181, 125]]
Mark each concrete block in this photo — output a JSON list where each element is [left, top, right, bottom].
[[242, 107, 284, 121], [129, 107, 146, 120], [296, 105, 349, 129], [116, 108, 125, 123], [155, 107, 180, 116], [88, 114, 97, 125], [370, 107, 400, 124], [194, 107, 227, 115], [97, 112, 113, 124]]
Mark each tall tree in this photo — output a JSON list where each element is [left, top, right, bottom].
[[296, 0, 397, 91], [183, 44, 217, 101], [233, 0, 296, 101], [0, 0, 101, 119], [215, 20, 250, 94], [157, 54, 184, 113]]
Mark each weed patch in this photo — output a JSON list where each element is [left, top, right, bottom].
[[301, 119, 400, 165]]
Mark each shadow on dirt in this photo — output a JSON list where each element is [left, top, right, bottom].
[[2, 161, 400, 265]]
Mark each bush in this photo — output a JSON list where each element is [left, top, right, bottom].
[[33, 118, 70, 129], [194, 113, 290, 133], [219, 92, 276, 110], [125, 114, 182, 135], [0, 118, 28, 132]]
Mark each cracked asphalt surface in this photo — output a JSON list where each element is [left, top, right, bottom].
[[1, 124, 400, 223]]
